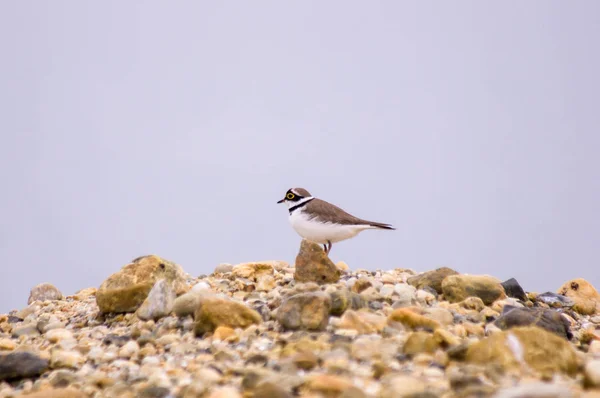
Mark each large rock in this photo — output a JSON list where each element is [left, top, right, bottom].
[[0, 351, 49, 381], [494, 305, 572, 339], [500, 278, 527, 301], [276, 292, 331, 331], [135, 279, 176, 321], [28, 283, 63, 304], [194, 297, 261, 335], [294, 240, 340, 284], [96, 255, 188, 313], [441, 274, 506, 305], [407, 267, 458, 294], [465, 326, 579, 376], [557, 278, 600, 315]]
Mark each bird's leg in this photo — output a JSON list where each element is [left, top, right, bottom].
[[326, 240, 332, 254], [323, 244, 328, 253]]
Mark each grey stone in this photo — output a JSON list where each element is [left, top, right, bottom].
[[0, 351, 49, 381], [276, 292, 331, 331], [214, 263, 233, 274], [28, 283, 63, 304], [494, 305, 572, 339], [500, 278, 526, 301], [136, 279, 176, 321]]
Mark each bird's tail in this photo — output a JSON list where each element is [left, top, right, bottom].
[[367, 222, 395, 230]]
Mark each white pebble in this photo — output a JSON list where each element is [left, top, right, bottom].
[[118, 340, 140, 358]]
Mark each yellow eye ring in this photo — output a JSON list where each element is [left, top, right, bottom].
[[286, 193, 295, 200]]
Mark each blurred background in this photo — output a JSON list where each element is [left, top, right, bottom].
[[1, 1, 599, 313]]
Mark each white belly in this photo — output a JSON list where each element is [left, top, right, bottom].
[[289, 210, 372, 244]]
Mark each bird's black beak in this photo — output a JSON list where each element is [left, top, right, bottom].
[[277, 198, 285, 204]]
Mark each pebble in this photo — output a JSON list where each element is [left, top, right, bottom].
[[194, 297, 262, 335], [442, 274, 506, 305], [118, 340, 140, 358], [136, 279, 176, 321], [28, 282, 63, 304], [416, 289, 436, 306], [276, 292, 331, 331], [494, 305, 572, 339], [536, 291, 575, 308], [338, 310, 387, 334], [16, 387, 86, 398], [214, 263, 233, 274], [379, 375, 429, 397], [393, 283, 416, 305], [379, 285, 395, 298], [406, 266, 458, 294], [256, 274, 276, 291], [207, 386, 242, 398], [0, 339, 16, 351], [585, 359, 600, 388], [589, 340, 600, 355], [494, 382, 576, 398], [336, 261, 350, 271], [12, 324, 40, 338], [173, 290, 203, 318], [0, 351, 48, 382], [42, 321, 67, 333], [50, 350, 84, 369], [45, 328, 74, 343], [191, 281, 212, 293], [388, 308, 441, 330], [293, 351, 319, 370]]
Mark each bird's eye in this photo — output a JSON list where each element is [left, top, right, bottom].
[[286, 193, 295, 200]]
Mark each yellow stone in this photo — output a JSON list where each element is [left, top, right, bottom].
[[213, 326, 238, 342], [0, 338, 16, 351], [388, 308, 441, 330], [558, 278, 600, 315]]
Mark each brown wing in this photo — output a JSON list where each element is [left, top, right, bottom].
[[305, 198, 395, 229]]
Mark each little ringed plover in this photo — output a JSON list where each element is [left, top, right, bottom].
[[277, 187, 394, 254]]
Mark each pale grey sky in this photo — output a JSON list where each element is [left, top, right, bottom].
[[1, 2, 599, 313]]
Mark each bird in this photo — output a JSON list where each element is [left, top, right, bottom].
[[277, 187, 395, 254]]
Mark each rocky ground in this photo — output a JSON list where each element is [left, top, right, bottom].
[[1, 239, 600, 397]]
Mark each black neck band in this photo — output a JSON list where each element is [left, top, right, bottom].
[[289, 198, 314, 214]]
